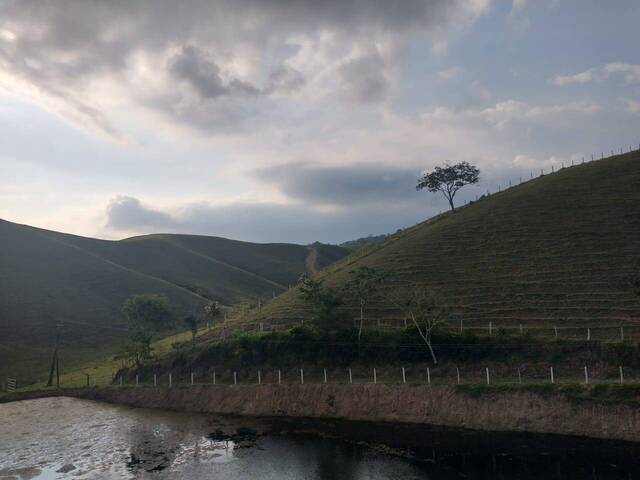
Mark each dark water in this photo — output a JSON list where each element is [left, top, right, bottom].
[[1, 397, 640, 479]]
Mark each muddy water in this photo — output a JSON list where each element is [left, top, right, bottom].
[[0, 397, 639, 479]]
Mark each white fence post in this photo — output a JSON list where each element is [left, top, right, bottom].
[[489, 322, 493, 335], [233, 371, 237, 385], [485, 368, 490, 385], [620, 366, 624, 384], [119, 376, 123, 386], [550, 367, 555, 384], [154, 374, 157, 387], [456, 367, 460, 385], [169, 373, 172, 388], [349, 368, 353, 384], [517, 368, 522, 384], [300, 369, 304, 385], [587, 328, 591, 341], [621, 326, 625, 342], [554, 327, 558, 339], [584, 366, 589, 385], [191, 372, 194, 386], [373, 368, 377, 384], [136, 375, 139, 387], [213, 371, 216, 385], [258, 370, 261, 385], [278, 370, 282, 385], [324, 368, 327, 384], [402, 367, 406, 384], [427, 367, 431, 386]]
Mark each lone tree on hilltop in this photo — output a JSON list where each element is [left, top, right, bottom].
[[388, 287, 449, 365], [417, 161, 480, 211]]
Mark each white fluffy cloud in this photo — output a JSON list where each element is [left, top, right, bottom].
[[553, 63, 640, 86]]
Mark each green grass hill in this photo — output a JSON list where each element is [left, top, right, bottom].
[[0, 220, 348, 383], [245, 152, 640, 331]]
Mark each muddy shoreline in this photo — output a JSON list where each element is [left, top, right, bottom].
[[3, 384, 640, 443]]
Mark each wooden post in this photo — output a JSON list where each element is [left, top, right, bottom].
[[402, 367, 406, 384], [619, 366, 624, 384], [554, 327, 558, 339], [233, 371, 237, 385], [258, 370, 261, 385], [136, 375, 139, 387], [485, 368, 490, 385], [191, 372, 194, 386], [153, 373, 157, 387], [517, 368, 522, 384], [456, 367, 460, 385], [587, 328, 591, 341], [278, 369, 282, 385], [584, 366, 589, 385], [373, 368, 377, 384], [550, 367, 554, 384], [349, 368, 353, 384], [213, 371, 216, 385], [300, 369, 304, 385], [324, 368, 327, 384], [169, 373, 172, 388], [427, 367, 431, 386]]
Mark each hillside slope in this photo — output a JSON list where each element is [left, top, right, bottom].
[[0, 220, 348, 382], [248, 152, 640, 329]]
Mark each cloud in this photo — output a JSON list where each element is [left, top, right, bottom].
[[104, 195, 433, 244], [105, 196, 177, 230], [437, 67, 463, 81], [626, 99, 640, 114], [0, 0, 489, 136], [254, 162, 420, 206], [553, 63, 640, 86]]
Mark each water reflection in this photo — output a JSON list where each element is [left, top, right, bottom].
[[1, 397, 639, 479]]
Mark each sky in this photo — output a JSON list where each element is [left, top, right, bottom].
[[0, 0, 639, 244]]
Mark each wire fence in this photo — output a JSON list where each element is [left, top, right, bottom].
[[20, 363, 640, 392]]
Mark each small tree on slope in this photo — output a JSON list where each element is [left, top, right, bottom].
[[389, 287, 449, 365], [416, 161, 480, 212], [347, 266, 386, 348]]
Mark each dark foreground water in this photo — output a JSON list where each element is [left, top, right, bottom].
[[1, 397, 640, 479]]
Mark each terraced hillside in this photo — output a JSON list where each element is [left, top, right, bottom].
[[247, 152, 640, 331], [0, 220, 348, 382]]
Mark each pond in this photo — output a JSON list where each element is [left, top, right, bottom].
[[1, 397, 639, 479]]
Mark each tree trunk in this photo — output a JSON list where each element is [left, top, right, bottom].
[[447, 195, 455, 212], [357, 302, 364, 348], [426, 339, 438, 365]]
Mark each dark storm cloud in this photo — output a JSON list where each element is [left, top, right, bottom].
[[104, 195, 434, 244], [254, 162, 420, 206], [0, 0, 481, 135], [168, 46, 260, 99]]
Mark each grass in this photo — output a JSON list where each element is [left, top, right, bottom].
[[245, 152, 640, 332], [0, 219, 348, 384]]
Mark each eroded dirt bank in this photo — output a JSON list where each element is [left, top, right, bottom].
[[35, 384, 636, 443]]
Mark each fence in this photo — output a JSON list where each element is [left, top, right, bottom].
[[29, 363, 640, 391]]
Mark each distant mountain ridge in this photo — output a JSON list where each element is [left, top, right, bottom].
[[0, 220, 349, 382]]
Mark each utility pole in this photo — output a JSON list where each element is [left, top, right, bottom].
[[47, 323, 64, 388]]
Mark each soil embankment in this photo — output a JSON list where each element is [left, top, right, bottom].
[[9, 384, 637, 442]]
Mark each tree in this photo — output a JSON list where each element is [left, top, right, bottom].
[[184, 315, 198, 351], [204, 301, 220, 329], [122, 294, 174, 365], [299, 276, 343, 331], [416, 161, 480, 212], [389, 287, 449, 365], [346, 266, 386, 347]]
